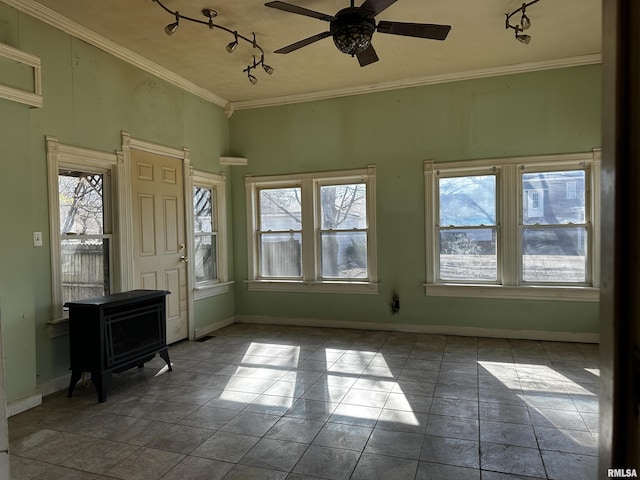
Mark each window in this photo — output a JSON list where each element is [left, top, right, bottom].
[[424, 151, 600, 301], [438, 175, 497, 283], [522, 170, 587, 284], [46, 137, 118, 321], [246, 166, 378, 294], [191, 170, 229, 299], [259, 187, 302, 278], [59, 170, 111, 305]]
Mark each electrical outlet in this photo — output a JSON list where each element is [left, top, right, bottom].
[[33, 231, 43, 247]]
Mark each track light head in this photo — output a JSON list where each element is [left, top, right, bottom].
[[226, 32, 239, 53], [248, 73, 258, 84], [226, 41, 238, 53], [164, 22, 178, 35], [164, 14, 179, 35], [516, 32, 531, 44], [262, 63, 274, 75], [520, 13, 531, 30]]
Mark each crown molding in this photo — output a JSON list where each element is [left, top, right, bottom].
[[2, 0, 229, 109], [4, 0, 600, 114], [230, 53, 602, 111]]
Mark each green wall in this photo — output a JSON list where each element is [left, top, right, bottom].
[[228, 65, 602, 335], [0, 6, 233, 404]]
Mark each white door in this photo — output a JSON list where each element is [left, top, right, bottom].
[[131, 149, 188, 344]]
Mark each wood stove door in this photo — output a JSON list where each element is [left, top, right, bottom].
[[131, 148, 188, 344]]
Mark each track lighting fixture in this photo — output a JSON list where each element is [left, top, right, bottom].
[[505, 0, 540, 44], [152, 0, 273, 83]]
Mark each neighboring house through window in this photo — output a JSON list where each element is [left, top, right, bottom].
[[424, 151, 600, 301]]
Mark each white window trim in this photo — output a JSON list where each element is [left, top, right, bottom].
[[245, 166, 378, 294], [189, 170, 231, 299], [46, 136, 119, 322], [424, 150, 601, 302]]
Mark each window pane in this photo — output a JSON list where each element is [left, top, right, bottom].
[[195, 234, 217, 282], [522, 227, 587, 282], [260, 187, 301, 230], [522, 170, 585, 225], [260, 233, 301, 277], [321, 232, 368, 279], [320, 184, 367, 229], [439, 175, 496, 226], [194, 187, 213, 233], [61, 238, 109, 304], [59, 172, 104, 234], [439, 228, 497, 281]]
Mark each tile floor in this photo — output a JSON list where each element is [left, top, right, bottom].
[[8, 324, 600, 480]]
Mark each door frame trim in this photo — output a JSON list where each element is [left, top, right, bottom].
[[121, 131, 195, 341]]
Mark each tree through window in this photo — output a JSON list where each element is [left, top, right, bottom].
[[246, 167, 378, 293], [58, 170, 111, 304]]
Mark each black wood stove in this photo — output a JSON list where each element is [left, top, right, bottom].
[[65, 289, 172, 403]]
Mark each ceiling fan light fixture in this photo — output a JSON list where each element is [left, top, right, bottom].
[[266, 1, 452, 67], [330, 15, 375, 55]]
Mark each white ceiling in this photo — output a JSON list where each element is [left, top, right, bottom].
[[7, 0, 601, 110]]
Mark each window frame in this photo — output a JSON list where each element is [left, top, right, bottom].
[[190, 170, 230, 300], [424, 150, 600, 302], [245, 166, 378, 294], [257, 185, 303, 280], [435, 172, 500, 285], [46, 136, 118, 322]]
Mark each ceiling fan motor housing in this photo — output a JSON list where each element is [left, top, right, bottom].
[[330, 8, 376, 55]]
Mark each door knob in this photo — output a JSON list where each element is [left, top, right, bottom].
[[179, 255, 189, 263]]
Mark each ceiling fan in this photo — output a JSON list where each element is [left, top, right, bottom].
[[265, 0, 451, 67]]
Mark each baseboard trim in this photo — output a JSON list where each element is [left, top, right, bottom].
[[38, 373, 72, 400], [194, 316, 236, 339], [234, 315, 600, 343], [7, 393, 42, 417]]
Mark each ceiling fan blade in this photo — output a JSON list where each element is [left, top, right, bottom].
[[273, 31, 332, 54], [359, 0, 398, 17], [377, 21, 451, 40], [356, 44, 379, 67], [265, 1, 335, 22]]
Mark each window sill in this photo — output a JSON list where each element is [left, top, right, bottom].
[[194, 281, 234, 300], [47, 315, 69, 338], [247, 280, 379, 295], [424, 283, 600, 302]]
